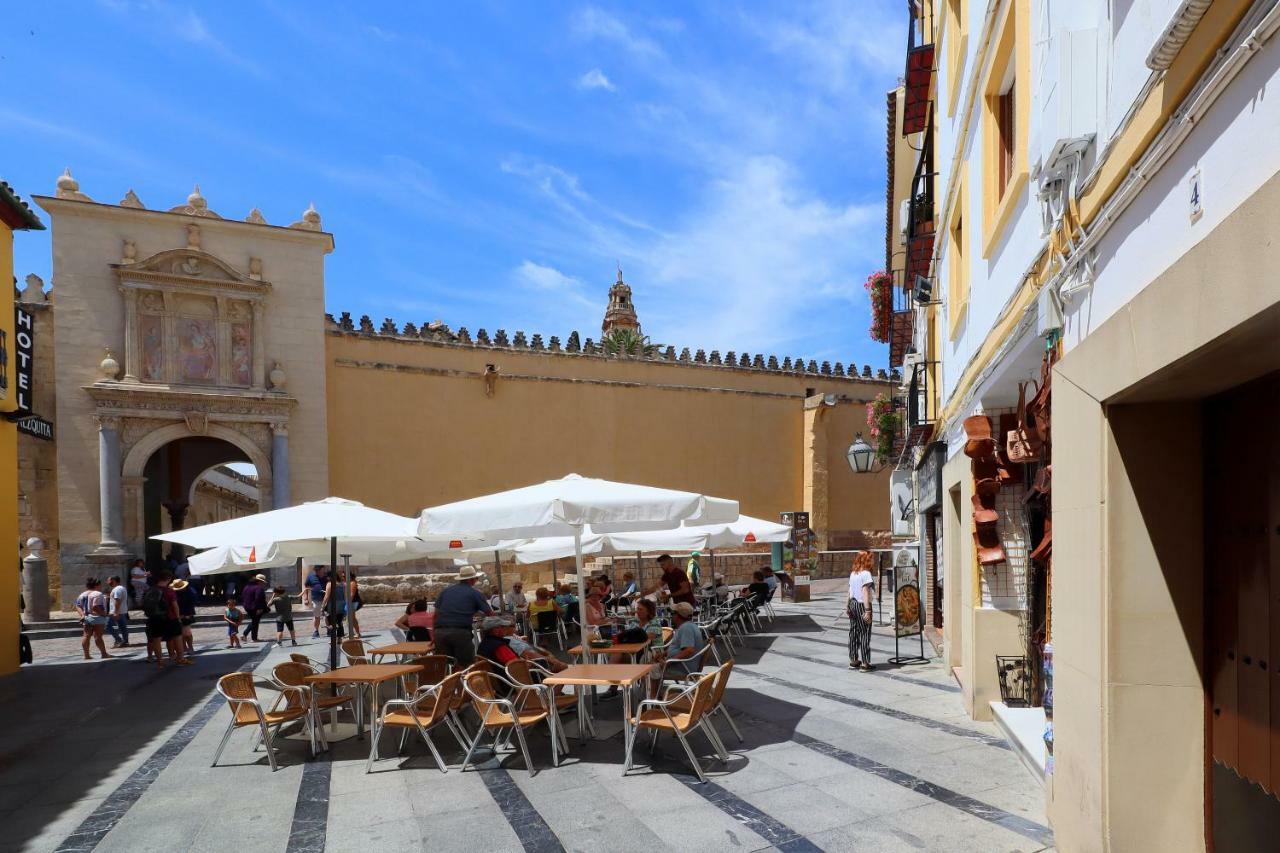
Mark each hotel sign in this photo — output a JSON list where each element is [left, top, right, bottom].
[[14, 306, 33, 414]]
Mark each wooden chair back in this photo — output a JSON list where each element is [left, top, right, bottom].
[[709, 659, 734, 709], [271, 661, 312, 712], [449, 660, 488, 712], [217, 672, 261, 725], [416, 671, 464, 727], [289, 653, 313, 667], [685, 669, 719, 725], [340, 639, 367, 664]]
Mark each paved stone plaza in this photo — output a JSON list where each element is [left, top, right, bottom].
[[0, 590, 1052, 853]]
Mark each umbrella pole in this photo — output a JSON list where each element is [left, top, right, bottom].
[[573, 526, 589, 665], [328, 536, 339, 672], [343, 554, 355, 641], [636, 550, 642, 601], [494, 550, 504, 612]]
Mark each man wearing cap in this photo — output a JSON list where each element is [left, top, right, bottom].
[[686, 551, 703, 591], [240, 573, 269, 642], [477, 616, 568, 672], [654, 601, 705, 686], [433, 565, 492, 665]]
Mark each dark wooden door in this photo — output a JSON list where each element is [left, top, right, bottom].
[[1205, 372, 1280, 799]]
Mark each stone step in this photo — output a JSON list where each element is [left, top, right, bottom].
[[23, 612, 226, 640]]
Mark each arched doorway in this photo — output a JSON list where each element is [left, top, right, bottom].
[[143, 437, 265, 570]]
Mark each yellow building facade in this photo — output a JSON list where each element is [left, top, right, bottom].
[[0, 180, 45, 676]]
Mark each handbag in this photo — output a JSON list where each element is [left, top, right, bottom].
[[1007, 382, 1045, 462], [1027, 353, 1053, 442], [963, 415, 997, 460]]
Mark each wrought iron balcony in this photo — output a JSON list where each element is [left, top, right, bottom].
[[902, 0, 935, 136]]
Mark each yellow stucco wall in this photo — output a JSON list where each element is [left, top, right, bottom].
[[0, 220, 19, 675], [325, 332, 891, 537]]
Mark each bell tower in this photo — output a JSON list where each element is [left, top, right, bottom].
[[601, 267, 641, 336]]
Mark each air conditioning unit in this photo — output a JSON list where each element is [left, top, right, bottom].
[[901, 351, 923, 389]]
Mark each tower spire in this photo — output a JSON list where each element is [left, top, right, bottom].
[[602, 267, 640, 336]]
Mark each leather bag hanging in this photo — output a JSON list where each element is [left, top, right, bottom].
[[963, 415, 997, 460], [1007, 382, 1044, 463], [1027, 353, 1053, 442]]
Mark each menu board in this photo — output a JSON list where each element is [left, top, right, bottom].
[[893, 546, 923, 638]]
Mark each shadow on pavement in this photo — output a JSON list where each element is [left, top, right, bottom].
[[0, 649, 263, 851]]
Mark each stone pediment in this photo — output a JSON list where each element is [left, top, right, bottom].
[[115, 248, 270, 295]]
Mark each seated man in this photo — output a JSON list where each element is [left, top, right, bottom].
[[652, 602, 705, 686], [476, 615, 566, 672], [739, 570, 771, 611]]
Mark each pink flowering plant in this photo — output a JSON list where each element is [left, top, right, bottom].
[[865, 270, 893, 343], [866, 392, 901, 462]]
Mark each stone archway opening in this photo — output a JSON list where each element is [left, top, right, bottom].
[[142, 437, 263, 571]]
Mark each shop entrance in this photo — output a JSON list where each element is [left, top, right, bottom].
[[1204, 371, 1280, 851]]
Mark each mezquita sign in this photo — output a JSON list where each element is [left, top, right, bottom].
[[21, 172, 894, 607]]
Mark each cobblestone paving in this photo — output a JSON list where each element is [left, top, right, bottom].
[[2, 593, 1053, 852]]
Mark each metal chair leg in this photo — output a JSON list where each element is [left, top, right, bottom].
[[397, 727, 410, 755], [211, 719, 237, 768], [673, 729, 707, 783], [512, 725, 536, 776], [260, 722, 279, 771], [460, 725, 488, 771], [420, 727, 448, 773], [365, 719, 381, 773]]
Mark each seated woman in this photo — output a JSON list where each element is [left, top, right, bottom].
[[739, 570, 771, 611], [617, 572, 639, 606], [554, 583, 579, 624], [601, 598, 663, 699], [394, 598, 433, 641]]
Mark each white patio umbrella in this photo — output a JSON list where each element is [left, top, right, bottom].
[[419, 474, 738, 661], [153, 497, 464, 670], [188, 538, 471, 576]]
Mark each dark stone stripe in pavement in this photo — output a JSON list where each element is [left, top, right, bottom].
[[765, 644, 960, 694], [53, 645, 273, 853], [476, 766, 566, 853], [647, 749, 823, 852], [285, 752, 331, 853], [729, 706, 1052, 848], [736, 668, 1009, 750]]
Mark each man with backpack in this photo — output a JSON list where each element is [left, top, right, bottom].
[[142, 571, 188, 668]]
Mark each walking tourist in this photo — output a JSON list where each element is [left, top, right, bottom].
[[74, 578, 111, 660], [686, 550, 702, 590], [106, 574, 130, 648], [143, 572, 188, 667], [321, 569, 350, 638], [128, 558, 147, 607], [268, 585, 299, 646], [172, 579, 197, 654], [303, 563, 328, 638], [847, 556, 875, 672], [348, 574, 363, 638], [224, 599, 243, 648], [395, 598, 433, 641], [656, 554, 695, 606], [240, 573, 269, 642], [431, 565, 492, 665]]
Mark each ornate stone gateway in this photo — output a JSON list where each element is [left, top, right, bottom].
[[31, 176, 333, 602]]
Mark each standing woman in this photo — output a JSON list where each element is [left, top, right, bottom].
[[75, 578, 111, 660], [395, 599, 433, 641], [321, 568, 348, 639], [847, 553, 876, 672], [349, 574, 363, 638], [172, 579, 198, 654]]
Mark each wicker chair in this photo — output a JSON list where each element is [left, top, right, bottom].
[[402, 654, 453, 694], [505, 659, 579, 748], [271, 661, 357, 749], [663, 658, 742, 744], [212, 672, 309, 771], [629, 666, 726, 783], [366, 671, 468, 773], [459, 669, 558, 774]]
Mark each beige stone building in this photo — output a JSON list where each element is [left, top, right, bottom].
[[21, 173, 895, 608]]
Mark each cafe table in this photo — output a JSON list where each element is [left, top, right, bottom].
[[543, 663, 652, 769], [567, 640, 651, 664], [368, 641, 434, 661], [304, 663, 422, 747]]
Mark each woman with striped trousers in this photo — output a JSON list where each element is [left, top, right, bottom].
[[848, 557, 875, 672]]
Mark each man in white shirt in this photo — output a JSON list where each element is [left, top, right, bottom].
[[847, 556, 876, 671], [107, 574, 131, 648], [129, 559, 148, 607]]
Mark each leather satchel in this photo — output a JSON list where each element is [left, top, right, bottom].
[[1026, 353, 1053, 442], [963, 415, 997, 460], [1007, 382, 1044, 463]]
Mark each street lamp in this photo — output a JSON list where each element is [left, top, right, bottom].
[[847, 433, 877, 474]]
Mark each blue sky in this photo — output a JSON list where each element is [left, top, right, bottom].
[[4, 1, 902, 368]]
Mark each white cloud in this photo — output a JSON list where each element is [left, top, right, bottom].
[[98, 1, 266, 77], [571, 6, 663, 59], [576, 68, 616, 92], [516, 260, 580, 292]]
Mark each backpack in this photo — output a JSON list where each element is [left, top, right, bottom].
[[142, 586, 169, 619]]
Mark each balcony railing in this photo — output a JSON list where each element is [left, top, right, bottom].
[[902, 0, 935, 136]]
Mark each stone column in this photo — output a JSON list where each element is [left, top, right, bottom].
[[802, 396, 830, 553], [121, 288, 140, 382], [21, 538, 50, 622], [251, 302, 266, 389], [271, 423, 290, 509], [95, 415, 126, 549]]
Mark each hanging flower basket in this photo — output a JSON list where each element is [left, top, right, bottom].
[[865, 392, 901, 462], [865, 270, 893, 343]]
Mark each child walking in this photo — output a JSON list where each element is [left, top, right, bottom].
[[224, 599, 244, 648], [268, 586, 300, 646]]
